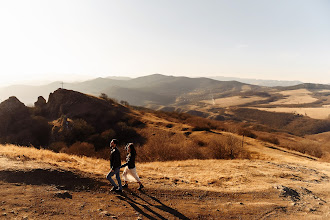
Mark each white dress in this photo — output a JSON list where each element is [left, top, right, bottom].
[[122, 166, 140, 182]]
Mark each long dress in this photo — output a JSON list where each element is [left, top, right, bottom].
[[121, 153, 141, 182]]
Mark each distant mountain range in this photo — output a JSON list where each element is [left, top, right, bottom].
[[209, 76, 303, 87], [0, 74, 252, 106], [1, 74, 329, 109]]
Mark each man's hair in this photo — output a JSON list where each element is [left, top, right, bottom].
[[111, 139, 118, 146]]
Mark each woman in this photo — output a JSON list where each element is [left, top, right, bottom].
[[121, 143, 144, 190]]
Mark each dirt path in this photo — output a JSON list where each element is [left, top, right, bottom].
[[1, 140, 330, 219]]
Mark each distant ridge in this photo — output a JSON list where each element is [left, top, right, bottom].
[[279, 83, 330, 90], [209, 76, 302, 87], [106, 76, 132, 80]]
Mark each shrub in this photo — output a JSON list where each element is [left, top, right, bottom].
[[65, 119, 95, 144], [280, 139, 324, 158], [48, 141, 68, 153], [257, 135, 280, 145], [137, 132, 201, 162], [31, 116, 51, 146], [237, 128, 257, 139], [115, 122, 140, 141], [208, 135, 250, 159], [64, 142, 96, 157], [99, 93, 117, 103]]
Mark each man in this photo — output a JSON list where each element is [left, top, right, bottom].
[[106, 139, 122, 192]]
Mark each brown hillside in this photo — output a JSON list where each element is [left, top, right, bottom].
[[0, 136, 329, 219]]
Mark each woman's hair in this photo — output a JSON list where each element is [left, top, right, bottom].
[[126, 143, 136, 156]]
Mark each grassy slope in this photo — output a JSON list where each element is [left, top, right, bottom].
[[1, 136, 330, 219]]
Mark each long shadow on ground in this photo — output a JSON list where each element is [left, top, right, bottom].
[[0, 168, 107, 190], [115, 189, 189, 220]]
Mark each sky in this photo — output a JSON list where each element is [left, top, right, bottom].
[[0, 0, 329, 87]]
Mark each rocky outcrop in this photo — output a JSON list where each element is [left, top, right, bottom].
[[0, 96, 29, 117], [0, 97, 30, 136], [0, 96, 51, 146], [34, 96, 46, 108], [0, 89, 142, 148], [45, 89, 128, 132]]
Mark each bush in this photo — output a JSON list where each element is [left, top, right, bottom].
[[48, 141, 68, 153], [31, 116, 51, 146], [64, 142, 96, 157], [208, 135, 250, 159], [65, 119, 95, 144], [237, 128, 257, 139], [257, 135, 280, 145], [137, 132, 202, 162], [115, 122, 140, 141], [280, 139, 324, 158]]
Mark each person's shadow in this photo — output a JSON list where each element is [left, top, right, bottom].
[[115, 189, 189, 220]]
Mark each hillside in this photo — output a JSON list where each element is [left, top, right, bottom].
[[1, 74, 329, 124], [1, 87, 330, 218], [1, 88, 330, 161], [1, 133, 329, 219], [0, 74, 258, 107]]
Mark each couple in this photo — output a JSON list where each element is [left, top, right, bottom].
[[106, 139, 144, 192]]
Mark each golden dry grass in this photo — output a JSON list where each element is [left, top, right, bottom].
[[269, 89, 318, 105], [1, 142, 330, 194], [201, 95, 268, 107], [0, 144, 109, 175], [256, 107, 330, 119], [1, 140, 330, 219]]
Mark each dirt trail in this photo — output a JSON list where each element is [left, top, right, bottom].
[[1, 140, 330, 219]]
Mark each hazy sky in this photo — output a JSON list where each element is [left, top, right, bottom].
[[0, 0, 329, 86]]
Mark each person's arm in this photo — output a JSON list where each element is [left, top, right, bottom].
[[120, 162, 128, 168], [120, 154, 130, 168], [113, 149, 121, 169]]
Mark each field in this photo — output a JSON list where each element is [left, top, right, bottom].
[[1, 133, 330, 219], [256, 107, 330, 119], [202, 95, 268, 107], [267, 89, 318, 105]]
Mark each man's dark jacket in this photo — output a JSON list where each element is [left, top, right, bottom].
[[110, 147, 121, 170]]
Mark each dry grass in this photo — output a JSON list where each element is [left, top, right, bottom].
[[135, 125, 251, 162], [256, 107, 330, 120], [0, 144, 109, 175], [201, 95, 268, 107], [269, 89, 318, 105], [257, 134, 280, 145], [280, 138, 324, 158], [63, 142, 96, 157]]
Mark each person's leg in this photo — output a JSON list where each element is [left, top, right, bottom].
[[137, 181, 144, 190], [106, 171, 118, 189], [114, 168, 122, 190], [130, 168, 144, 189], [130, 168, 141, 182], [122, 167, 128, 187]]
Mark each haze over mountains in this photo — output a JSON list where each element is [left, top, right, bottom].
[[1, 74, 326, 107], [209, 76, 303, 87]]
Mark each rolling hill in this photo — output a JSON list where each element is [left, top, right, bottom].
[[0, 74, 258, 107], [1, 74, 330, 124]]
